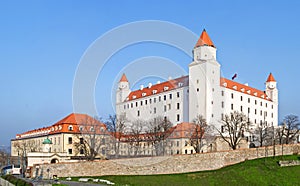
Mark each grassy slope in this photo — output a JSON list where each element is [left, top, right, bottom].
[[65, 155, 300, 186]]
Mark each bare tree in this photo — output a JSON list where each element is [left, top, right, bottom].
[[280, 115, 300, 144], [189, 115, 207, 153], [146, 116, 173, 156], [105, 114, 127, 158], [127, 119, 145, 156], [73, 116, 108, 161], [216, 111, 249, 150], [253, 123, 273, 147]]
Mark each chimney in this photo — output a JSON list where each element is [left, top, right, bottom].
[[148, 83, 152, 88], [140, 85, 144, 90]]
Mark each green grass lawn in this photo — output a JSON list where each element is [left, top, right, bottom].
[[64, 155, 300, 186]]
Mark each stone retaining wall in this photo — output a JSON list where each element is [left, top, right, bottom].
[[32, 144, 300, 178]]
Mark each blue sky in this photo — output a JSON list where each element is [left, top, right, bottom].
[[1, 1, 300, 146]]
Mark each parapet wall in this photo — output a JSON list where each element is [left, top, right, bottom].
[[33, 144, 300, 178]]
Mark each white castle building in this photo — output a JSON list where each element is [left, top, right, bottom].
[[116, 29, 278, 131]]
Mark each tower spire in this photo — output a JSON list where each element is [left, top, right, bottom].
[[195, 29, 215, 48], [119, 73, 128, 82], [266, 73, 276, 82]]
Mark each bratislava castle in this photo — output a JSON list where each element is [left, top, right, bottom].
[[116, 29, 278, 130]]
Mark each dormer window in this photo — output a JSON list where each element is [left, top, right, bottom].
[[254, 92, 258, 96], [233, 86, 237, 90], [132, 95, 136, 99], [247, 90, 251, 94], [79, 126, 83, 131], [178, 82, 183, 87], [68, 125, 73, 131], [261, 95, 265, 98], [90, 126, 95, 132], [241, 88, 245, 92], [152, 90, 157, 94], [164, 86, 169, 91], [223, 83, 227, 87], [142, 93, 147, 97]]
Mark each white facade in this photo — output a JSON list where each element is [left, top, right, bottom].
[[116, 30, 278, 130]]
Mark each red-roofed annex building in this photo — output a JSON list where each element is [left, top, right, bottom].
[[116, 29, 278, 132]]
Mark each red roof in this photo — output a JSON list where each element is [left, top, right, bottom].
[[220, 78, 271, 101], [195, 29, 215, 48], [15, 113, 107, 139], [119, 74, 128, 82], [266, 73, 276, 82], [127, 76, 189, 101]]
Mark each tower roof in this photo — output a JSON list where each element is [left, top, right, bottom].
[[119, 73, 128, 82], [195, 29, 215, 48], [266, 73, 276, 82]]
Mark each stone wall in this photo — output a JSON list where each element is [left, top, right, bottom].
[[32, 144, 300, 178]]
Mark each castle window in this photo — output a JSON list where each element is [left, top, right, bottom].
[[149, 99, 152, 104], [68, 149, 72, 154], [124, 105, 126, 109], [197, 88, 199, 92], [136, 102, 138, 107], [154, 98, 156, 103], [137, 110, 140, 117], [169, 94, 172, 99], [164, 105, 167, 112], [145, 100, 148, 105], [80, 138, 84, 144], [248, 98, 250, 103], [255, 119, 257, 123], [260, 102, 262, 106], [231, 93, 234, 99], [271, 105, 273, 109], [271, 113, 273, 118], [248, 107, 250, 114], [154, 107, 156, 114], [159, 96, 161, 102], [177, 103, 180, 110], [221, 101, 224, 108], [255, 100, 257, 105], [131, 103, 133, 108], [231, 104, 233, 110], [177, 114, 180, 122], [164, 95, 166, 101], [68, 125, 73, 131], [240, 106, 243, 112], [177, 92, 180, 98], [260, 110, 262, 116], [68, 137, 72, 144], [80, 149, 84, 155], [265, 103, 267, 107], [241, 96, 243, 101], [140, 100, 143, 106], [255, 109, 257, 115], [221, 91, 224, 96], [221, 113, 224, 120], [197, 79, 199, 84], [168, 104, 171, 110]]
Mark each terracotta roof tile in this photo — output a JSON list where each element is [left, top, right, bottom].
[[220, 78, 272, 101], [127, 76, 188, 101]]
